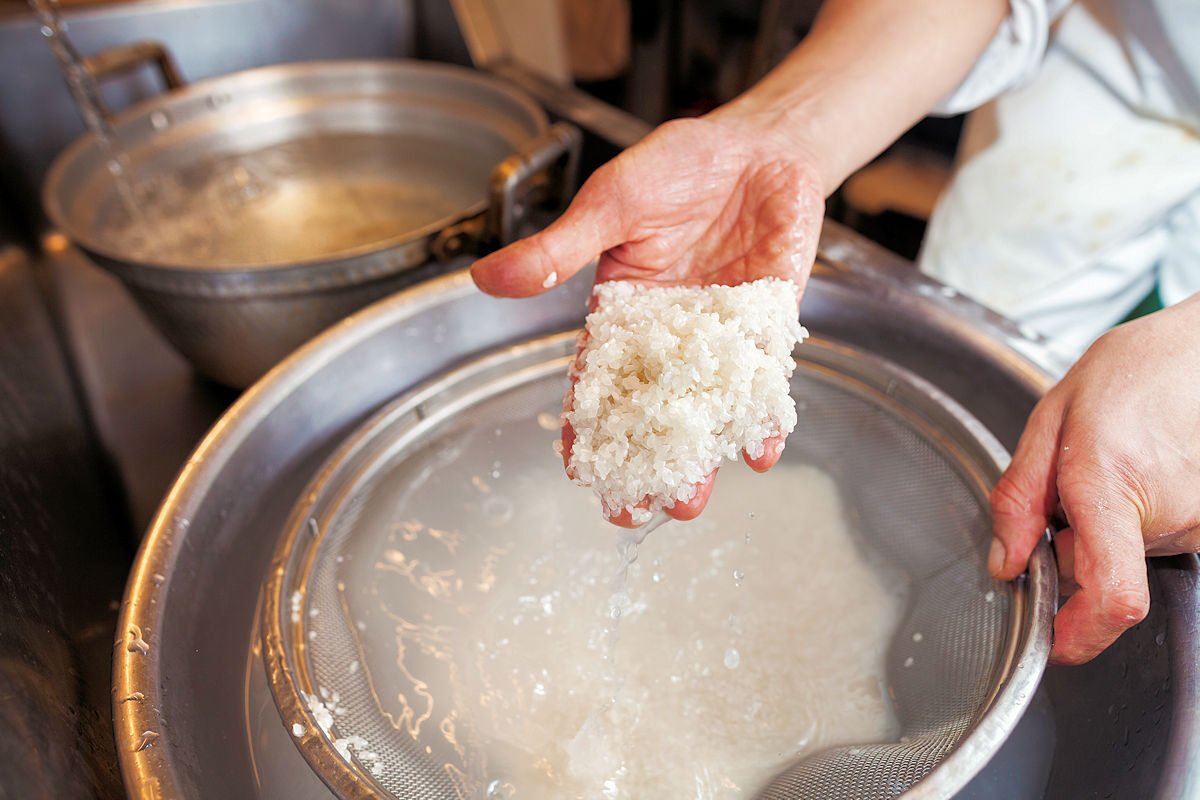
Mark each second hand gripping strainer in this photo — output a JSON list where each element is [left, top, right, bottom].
[[262, 332, 1056, 800]]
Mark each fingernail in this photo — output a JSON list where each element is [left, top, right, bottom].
[[987, 538, 1007, 577]]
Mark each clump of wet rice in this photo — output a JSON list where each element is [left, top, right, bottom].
[[567, 278, 807, 520]]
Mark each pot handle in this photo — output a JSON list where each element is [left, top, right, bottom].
[[81, 41, 186, 120], [487, 121, 583, 246]]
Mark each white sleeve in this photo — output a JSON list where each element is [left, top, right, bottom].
[[931, 0, 1073, 116]]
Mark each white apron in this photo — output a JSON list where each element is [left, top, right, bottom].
[[919, 0, 1200, 364]]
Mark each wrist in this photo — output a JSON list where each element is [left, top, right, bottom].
[[706, 90, 843, 197]]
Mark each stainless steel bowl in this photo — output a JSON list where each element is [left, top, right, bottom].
[[112, 224, 1200, 798], [43, 53, 579, 387]]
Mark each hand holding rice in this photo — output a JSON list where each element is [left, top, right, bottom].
[[565, 278, 808, 524]]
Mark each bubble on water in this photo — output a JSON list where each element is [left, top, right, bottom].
[[482, 495, 514, 525], [733, 569, 745, 588], [745, 532, 752, 545], [486, 779, 516, 799], [724, 648, 741, 669], [652, 572, 663, 583], [533, 682, 547, 697]]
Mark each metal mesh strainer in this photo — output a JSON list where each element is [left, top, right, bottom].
[[262, 332, 1055, 799]]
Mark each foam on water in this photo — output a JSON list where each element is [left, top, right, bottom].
[[321, 391, 910, 799]]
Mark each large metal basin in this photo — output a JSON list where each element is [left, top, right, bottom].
[[113, 223, 1200, 799]]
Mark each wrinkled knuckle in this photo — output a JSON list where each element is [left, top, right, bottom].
[[1099, 588, 1150, 629], [989, 474, 1029, 519]]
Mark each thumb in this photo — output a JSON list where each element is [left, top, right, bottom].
[[470, 167, 629, 298], [990, 397, 1063, 580]]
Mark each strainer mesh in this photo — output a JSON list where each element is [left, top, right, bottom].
[[281, 344, 1012, 800]]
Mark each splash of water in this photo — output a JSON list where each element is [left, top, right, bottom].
[[28, 0, 154, 248]]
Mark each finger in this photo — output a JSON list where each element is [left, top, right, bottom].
[[606, 505, 646, 529], [743, 435, 786, 473], [1050, 499, 1149, 665], [989, 397, 1065, 580], [666, 471, 717, 521], [561, 419, 576, 476], [1052, 527, 1078, 595], [470, 169, 628, 298]]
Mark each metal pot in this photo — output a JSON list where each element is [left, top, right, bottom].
[[43, 45, 580, 387], [112, 221, 1200, 798]]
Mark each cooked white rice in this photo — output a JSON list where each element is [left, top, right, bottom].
[[566, 278, 808, 519]]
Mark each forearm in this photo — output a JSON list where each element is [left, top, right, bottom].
[[712, 0, 1009, 194]]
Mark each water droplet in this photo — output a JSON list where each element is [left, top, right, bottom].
[[149, 110, 170, 130], [744, 532, 752, 545], [984, 590, 996, 603], [134, 730, 159, 752], [533, 682, 547, 697], [1156, 632, 1166, 646], [903, 656, 914, 668], [125, 624, 150, 655], [733, 569, 745, 588], [536, 412, 559, 431], [912, 632, 923, 642], [724, 648, 740, 669], [651, 572, 663, 583]]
